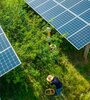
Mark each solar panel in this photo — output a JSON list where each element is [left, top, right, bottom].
[[25, 0, 90, 50], [0, 26, 21, 77]]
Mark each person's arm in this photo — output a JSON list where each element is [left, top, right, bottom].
[[50, 80, 55, 85]]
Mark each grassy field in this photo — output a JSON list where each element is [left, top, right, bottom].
[[0, 0, 90, 100]]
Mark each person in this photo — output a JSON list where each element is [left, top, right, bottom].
[[46, 27, 51, 45], [47, 75, 63, 95]]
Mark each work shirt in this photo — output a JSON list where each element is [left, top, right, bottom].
[[51, 77, 62, 89]]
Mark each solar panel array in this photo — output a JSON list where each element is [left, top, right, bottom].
[[25, 0, 90, 50], [0, 26, 21, 77]]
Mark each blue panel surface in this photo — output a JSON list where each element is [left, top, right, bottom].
[[36, 0, 56, 14], [0, 48, 20, 76], [55, 0, 64, 3], [62, 0, 81, 8], [25, 0, 90, 50], [80, 9, 90, 23], [68, 26, 90, 49], [58, 18, 86, 37], [42, 5, 65, 21], [70, 0, 90, 15], [50, 11, 75, 28], [0, 34, 10, 52], [29, 0, 46, 8], [0, 27, 21, 77]]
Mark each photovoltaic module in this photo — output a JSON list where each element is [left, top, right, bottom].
[[0, 26, 21, 77], [25, 0, 90, 50]]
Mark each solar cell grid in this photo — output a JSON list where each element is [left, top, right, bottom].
[[58, 18, 86, 37], [61, 0, 82, 8], [50, 11, 75, 29], [0, 27, 21, 77], [42, 5, 65, 21], [29, 0, 46, 8], [35, 0, 56, 14], [25, 0, 90, 50], [70, 0, 90, 15], [0, 34, 10, 52], [80, 9, 90, 23], [55, 0, 65, 3], [68, 26, 90, 49]]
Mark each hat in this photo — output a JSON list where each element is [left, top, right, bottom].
[[46, 27, 51, 33], [46, 75, 54, 82]]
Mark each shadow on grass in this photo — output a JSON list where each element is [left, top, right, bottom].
[[61, 39, 90, 83], [0, 76, 37, 100]]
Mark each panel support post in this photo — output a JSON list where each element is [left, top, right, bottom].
[[83, 43, 90, 63]]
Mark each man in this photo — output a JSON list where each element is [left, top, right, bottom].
[[47, 75, 63, 95], [46, 27, 51, 45]]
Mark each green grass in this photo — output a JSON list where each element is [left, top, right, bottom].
[[0, 0, 90, 100]]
